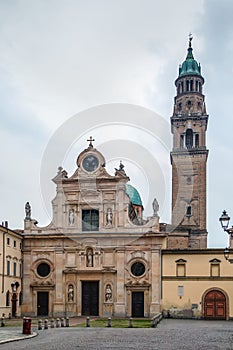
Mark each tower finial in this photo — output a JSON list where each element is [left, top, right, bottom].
[[189, 32, 193, 48], [87, 136, 95, 147]]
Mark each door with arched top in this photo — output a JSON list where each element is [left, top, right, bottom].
[[204, 290, 226, 320]]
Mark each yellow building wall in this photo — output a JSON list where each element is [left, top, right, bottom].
[[162, 250, 233, 319], [0, 226, 22, 317]]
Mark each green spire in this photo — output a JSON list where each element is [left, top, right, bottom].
[[178, 34, 202, 78], [186, 34, 194, 59]]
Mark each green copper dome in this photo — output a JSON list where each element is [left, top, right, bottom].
[[126, 184, 143, 206], [179, 38, 202, 78]]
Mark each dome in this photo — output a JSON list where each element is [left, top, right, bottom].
[[126, 184, 143, 206], [178, 40, 202, 78]]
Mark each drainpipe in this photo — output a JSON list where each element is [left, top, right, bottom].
[[2, 227, 6, 293]]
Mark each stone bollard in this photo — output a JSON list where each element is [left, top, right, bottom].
[[1, 316, 5, 327], [128, 317, 133, 328], [56, 318, 60, 328], [44, 319, 48, 330], [50, 319, 54, 328], [107, 317, 112, 327], [86, 316, 90, 327], [65, 317, 69, 327], [38, 319, 42, 330], [61, 317, 65, 327]]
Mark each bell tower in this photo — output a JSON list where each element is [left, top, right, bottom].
[[170, 36, 209, 248]]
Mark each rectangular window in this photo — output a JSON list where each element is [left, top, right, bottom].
[[13, 262, 17, 277], [211, 264, 220, 277], [7, 237, 10, 245], [82, 209, 99, 231], [14, 240, 16, 248], [7, 260, 10, 276], [177, 264, 185, 277], [178, 285, 184, 297]]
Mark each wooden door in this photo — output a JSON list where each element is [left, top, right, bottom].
[[82, 281, 99, 316], [204, 290, 226, 320], [132, 291, 144, 317], [11, 293, 17, 317], [37, 292, 49, 316]]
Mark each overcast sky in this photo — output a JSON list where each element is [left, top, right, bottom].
[[0, 0, 233, 247]]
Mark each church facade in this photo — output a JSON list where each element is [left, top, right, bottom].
[[20, 39, 233, 320], [22, 140, 165, 318]]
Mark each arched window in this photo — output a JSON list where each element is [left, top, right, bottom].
[[7, 260, 10, 276], [185, 129, 193, 149], [186, 205, 192, 216], [178, 82, 183, 94], [13, 261, 17, 277], [6, 290, 10, 306], [19, 291, 23, 306], [190, 80, 193, 91], [180, 135, 184, 148], [181, 81, 184, 93], [195, 134, 199, 148]]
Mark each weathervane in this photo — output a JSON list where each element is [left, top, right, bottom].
[[189, 32, 193, 47], [87, 136, 95, 147]]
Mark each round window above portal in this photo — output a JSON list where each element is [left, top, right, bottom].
[[131, 261, 145, 277], [37, 262, 51, 278]]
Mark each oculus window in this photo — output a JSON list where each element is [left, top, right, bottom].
[[37, 262, 51, 277], [131, 262, 145, 277]]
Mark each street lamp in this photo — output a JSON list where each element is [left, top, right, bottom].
[[219, 210, 233, 263]]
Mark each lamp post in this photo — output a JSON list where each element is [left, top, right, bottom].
[[11, 281, 20, 317], [219, 210, 233, 263]]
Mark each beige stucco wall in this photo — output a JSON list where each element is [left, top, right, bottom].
[[162, 250, 233, 319]]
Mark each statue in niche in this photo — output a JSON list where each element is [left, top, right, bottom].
[[106, 208, 113, 226], [105, 284, 112, 302], [68, 284, 74, 302], [25, 202, 31, 220], [86, 248, 93, 267], [152, 198, 159, 217], [69, 209, 75, 225]]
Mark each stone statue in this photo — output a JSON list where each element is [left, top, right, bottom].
[[105, 284, 112, 302], [106, 208, 113, 226], [87, 248, 93, 267], [152, 198, 159, 217], [68, 284, 74, 302], [25, 202, 31, 220], [69, 209, 74, 225]]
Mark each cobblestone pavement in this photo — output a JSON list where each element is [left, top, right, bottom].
[[0, 319, 233, 350], [0, 328, 37, 344]]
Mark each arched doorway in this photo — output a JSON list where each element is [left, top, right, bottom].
[[204, 290, 226, 320]]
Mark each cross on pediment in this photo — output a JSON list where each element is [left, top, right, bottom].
[[87, 136, 95, 147]]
